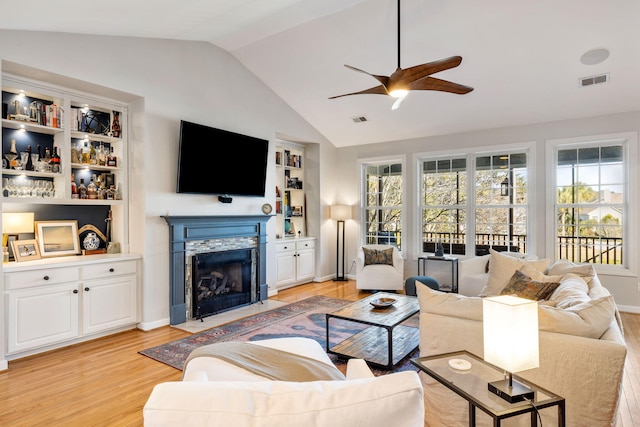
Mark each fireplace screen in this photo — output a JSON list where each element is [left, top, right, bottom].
[[191, 248, 255, 319]]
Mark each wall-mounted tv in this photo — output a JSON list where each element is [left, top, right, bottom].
[[177, 120, 269, 197]]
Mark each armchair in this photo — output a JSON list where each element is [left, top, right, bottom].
[[356, 244, 404, 291]]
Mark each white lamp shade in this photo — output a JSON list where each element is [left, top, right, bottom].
[[483, 295, 539, 373], [330, 205, 351, 221], [2, 212, 34, 234]]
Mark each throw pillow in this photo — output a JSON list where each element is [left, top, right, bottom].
[[548, 273, 590, 309], [546, 259, 595, 283], [480, 249, 550, 297], [519, 263, 563, 283], [500, 270, 560, 301], [363, 247, 394, 266]]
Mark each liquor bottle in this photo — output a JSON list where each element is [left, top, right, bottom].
[[71, 173, 78, 199], [87, 174, 98, 199], [89, 142, 97, 165], [106, 147, 117, 167], [25, 145, 34, 171], [98, 142, 106, 166], [43, 147, 52, 172], [112, 111, 121, 138], [50, 146, 61, 173], [36, 145, 42, 172], [6, 139, 18, 169], [106, 185, 115, 200], [78, 178, 88, 199], [82, 141, 90, 164]]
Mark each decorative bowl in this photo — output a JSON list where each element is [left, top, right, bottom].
[[370, 297, 397, 308]]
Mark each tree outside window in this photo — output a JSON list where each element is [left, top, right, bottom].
[[419, 151, 529, 256], [363, 162, 403, 249], [555, 144, 624, 265]]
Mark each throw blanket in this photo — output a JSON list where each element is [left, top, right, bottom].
[[183, 342, 346, 382]]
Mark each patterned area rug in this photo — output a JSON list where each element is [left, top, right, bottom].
[[140, 295, 419, 374]]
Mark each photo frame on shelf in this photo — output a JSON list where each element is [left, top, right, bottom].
[[35, 220, 80, 258], [10, 239, 41, 262]]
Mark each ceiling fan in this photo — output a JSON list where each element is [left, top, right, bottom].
[[329, 0, 473, 110]]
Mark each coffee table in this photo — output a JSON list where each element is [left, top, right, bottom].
[[325, 292, 419, 369]]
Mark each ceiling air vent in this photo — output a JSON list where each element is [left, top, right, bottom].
[[351, 116, 368, 123], [579, 73, 609, 87]]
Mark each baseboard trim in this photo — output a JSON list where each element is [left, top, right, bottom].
[[618, 304, 640, 314], [137, 318, 170, 331]]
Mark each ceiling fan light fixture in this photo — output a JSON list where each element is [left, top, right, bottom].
[[389, 89, 408, 98]]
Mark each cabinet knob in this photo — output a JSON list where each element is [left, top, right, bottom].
[[43, 275, 50, 281], [109, 268, 115, 273], [84, 287, 90, 292], [283, 246, 288, 250], [73, 289, 78, 294]]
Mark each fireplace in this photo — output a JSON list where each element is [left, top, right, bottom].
[[162, 215, 271, 325], [191, 248, 255, 319]]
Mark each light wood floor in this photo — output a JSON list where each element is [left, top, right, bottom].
[[0, 279, 638, 426]]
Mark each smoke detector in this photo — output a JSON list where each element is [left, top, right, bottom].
[[579, 73, 609, 87]]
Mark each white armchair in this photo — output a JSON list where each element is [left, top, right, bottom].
[[356, 244, 404, 291]]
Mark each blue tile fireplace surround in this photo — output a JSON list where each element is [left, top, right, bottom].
[[162, 215, 271, 325]]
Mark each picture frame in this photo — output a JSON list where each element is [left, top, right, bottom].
[[11, 239, 41, 262], [35, 220, 80, 258]]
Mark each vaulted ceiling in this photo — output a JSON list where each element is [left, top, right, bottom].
[[3, 0, 639, 147]]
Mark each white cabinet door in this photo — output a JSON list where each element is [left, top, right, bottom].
[[7, 283, 79, 353], [82, 274, 137, 335], [276, 250, 297, 287], [296, 248, 315, 282]]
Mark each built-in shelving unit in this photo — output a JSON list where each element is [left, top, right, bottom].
[[1, 63, 139, 364], [274, 141, 315, 289]]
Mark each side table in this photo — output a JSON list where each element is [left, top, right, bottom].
[[418, 256, 458, 293], [412, 351, 565, 427]]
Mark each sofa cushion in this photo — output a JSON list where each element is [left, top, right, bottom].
[[538, 295, 616, 339], [363, 247, 394, 266], [500, 270, 560, 301], [546, 259, 595, 283], [143, 371, 424, 427], [481, 249, 550, 297], [418, 285, 615, 339], [416, 284, 482, 321], [549, 273, 591, 309]]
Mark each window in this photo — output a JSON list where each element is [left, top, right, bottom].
[[549, 135, 633, 268], [474, 153, 528, 255], [420, 157, 467, 255], [419, 148, 530, 257], [361, 160, 404, 249]]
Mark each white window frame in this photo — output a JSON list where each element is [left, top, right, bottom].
[[358, 155, 406, 250], [415, 142, 536, 259], [546, 132, 638, 276]]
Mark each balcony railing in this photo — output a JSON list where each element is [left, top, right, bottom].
[[422, 232, 623, 264]]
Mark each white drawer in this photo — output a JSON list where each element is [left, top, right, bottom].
[[80, 260, 137, 279], [296, 240, 315, 250], [276, 242, 296, 253], [5, 267, 78, 290]]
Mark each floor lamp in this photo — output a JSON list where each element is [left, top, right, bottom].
[[331, 205, 350, 281]]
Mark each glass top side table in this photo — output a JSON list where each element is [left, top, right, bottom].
[[411, 350, 565, 426]]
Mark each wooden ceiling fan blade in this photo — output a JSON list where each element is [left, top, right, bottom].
[[397, 56, 463, 83], [408, 76, 474, 94], [328, 85, 389, 99], [344, 65, 389, 86]]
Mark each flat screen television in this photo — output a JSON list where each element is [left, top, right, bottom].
[[177, 120, 269, 197]]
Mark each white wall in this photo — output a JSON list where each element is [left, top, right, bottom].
[[0, 31, 341, 329], [336, 111, 640, 312]]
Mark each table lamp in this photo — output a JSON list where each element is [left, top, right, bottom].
[[331, 205, 351, 281], [483, 295, 539, 403], [2, 212, 35, 259]]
